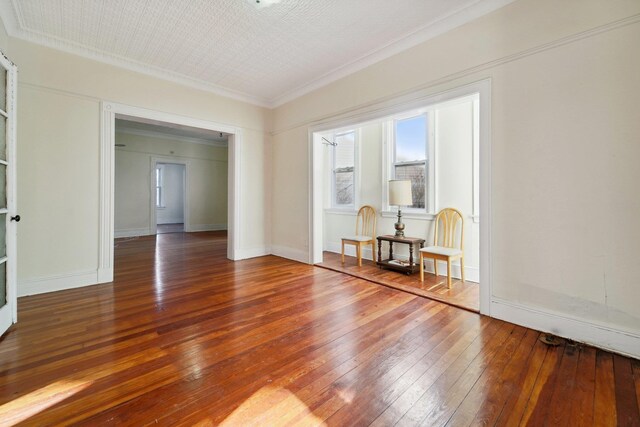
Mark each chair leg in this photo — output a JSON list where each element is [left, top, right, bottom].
[[460, 256, 465, 282], [447, 259, 452, 288], [419, 253, 424, 281], [341, 241, 345, 264], [357, 244, 362, 267], [371, 242, 376, 263]]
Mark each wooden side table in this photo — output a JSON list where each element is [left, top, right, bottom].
[[376, 235, 425, 274]]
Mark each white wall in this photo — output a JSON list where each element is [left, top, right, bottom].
[[272, 0, 640, 356], [8, 34, 270, 296], [156, 164, 185, 225], [322, 97, 479, 282], [114, 131, 228, 236]]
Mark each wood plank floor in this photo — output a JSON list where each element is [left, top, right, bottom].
[[317, 252, 479, 312], [0, 232, 637, 426]]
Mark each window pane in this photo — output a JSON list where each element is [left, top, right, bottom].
[[156, 188, 161, 207], [156, 168, 161, 186], [394, 163, 426, 209], [395, 115, 427, 162], [334, 171, 354, 205], [334, 132, 354, 168]]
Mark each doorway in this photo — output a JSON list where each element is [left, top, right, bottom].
[[99, 102, 242, 284], [154, 163, 186, 234]]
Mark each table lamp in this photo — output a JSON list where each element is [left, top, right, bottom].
[[388, 180, 412, 237]]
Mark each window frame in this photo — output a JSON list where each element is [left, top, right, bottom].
[[155, 164, 165, 209], [382, 109, 435, 217], [329, 129, 359, 211]]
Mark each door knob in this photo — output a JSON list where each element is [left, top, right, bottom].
[[10, 215, 20, 222]]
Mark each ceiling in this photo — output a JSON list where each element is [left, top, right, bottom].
[[0, 0, 514, 107], [116, 115, 229, 146]]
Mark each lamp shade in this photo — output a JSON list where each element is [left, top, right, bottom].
[[388, 180, 412, 207]]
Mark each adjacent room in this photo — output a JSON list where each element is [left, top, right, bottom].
[[0, 0, 639, 425], [316, 92, 481, 311]]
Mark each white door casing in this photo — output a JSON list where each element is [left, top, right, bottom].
[[0, 50, 18, 337]]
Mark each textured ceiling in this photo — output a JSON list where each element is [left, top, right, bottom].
[[0, 0, 514, 106]]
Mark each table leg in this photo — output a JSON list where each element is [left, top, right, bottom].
[[377, 239, 382, 265], [409, 243, 414, 268], [389, 242, 393, 260]]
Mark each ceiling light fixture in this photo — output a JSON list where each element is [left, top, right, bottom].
[[249, 0, 281, 8]]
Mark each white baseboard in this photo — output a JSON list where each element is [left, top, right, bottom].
[[325, 242, 479, 282], [491, 298, 640, 359], [115, 228, 151, 238], [157, 218, 184, 225], [19, 270, 100, 297], [235, 246, 271, 260], [325, 242, 375, 261], [187, 223, 227, 232], [271, 245, 309, 264], [97, 267, 113, 284]]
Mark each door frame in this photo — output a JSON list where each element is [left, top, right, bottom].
[[0, 51, 17, 332], [150, 159, 189, 234], [308, 79, 492, 315], [99, 102, 242, 283]]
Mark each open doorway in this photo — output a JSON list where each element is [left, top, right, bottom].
[[309, 81, 491, 314], [154, 163, 186, 234], [113, 117, 229, 243]]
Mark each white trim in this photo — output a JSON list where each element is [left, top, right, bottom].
[[235, 246, 271, 260], [271, 245, 309, 264], [324, 208, 358, 216], [1, 48, 18, 328], [188, 223, 228, 232], [157, 218, 185, 225], [309, 80, 492, 315], [0, 0, 515, 108], [115, 126, 228, 148], [18, 270, 100, 297], [491, 298, 640, 359], [114, 228, 151, 238], [325, 242, 375, 262], [271, 0, 516, 106], [100, 102, 242, 288], [380, 211, 435, 221], [0, 1, 270, 108]]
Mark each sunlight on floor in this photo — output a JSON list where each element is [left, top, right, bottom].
[[211, 386, 327, 426], [0, 379, 93, 425]]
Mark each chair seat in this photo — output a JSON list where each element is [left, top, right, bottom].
[[420, 246, 462, 257], [342, 235, 373, 242]]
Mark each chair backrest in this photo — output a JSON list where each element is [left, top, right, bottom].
[[434, 208, 464, 249], [355, 205, 377, 239]]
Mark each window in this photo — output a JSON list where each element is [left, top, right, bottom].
[[391, 113, 430, 210], [331, 131, 357, 208], [155, 165, 165, 208]]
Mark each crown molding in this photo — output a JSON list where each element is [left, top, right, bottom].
[[0, 0, 516, 109], [0, 0, 271, 108], [270, 0, 517, 107], [115, 126, 228, 148]]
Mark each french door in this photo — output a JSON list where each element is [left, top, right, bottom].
[[0, 50, 17, 337]]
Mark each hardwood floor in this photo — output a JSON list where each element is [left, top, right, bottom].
[[317, 251, 479, 312], [0, 232, 637, 425]]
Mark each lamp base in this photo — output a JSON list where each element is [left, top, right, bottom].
[[394, 209, 405, 237]]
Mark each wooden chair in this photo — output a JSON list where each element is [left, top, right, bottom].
[[341, 205, 377, 267], [419, 208, 465, 288]]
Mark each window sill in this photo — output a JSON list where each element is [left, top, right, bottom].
[[325, 208, 358, 216], [381, 210, 435, 220]]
